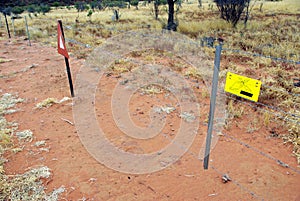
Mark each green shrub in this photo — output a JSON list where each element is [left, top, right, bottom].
[[11, 6, 24, 15]]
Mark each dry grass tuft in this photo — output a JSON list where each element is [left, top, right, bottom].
[[0, 92, 64, 200], [2, 0, 299, 164]]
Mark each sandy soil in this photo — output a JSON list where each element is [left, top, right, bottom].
[[0, 37, 300, 201]]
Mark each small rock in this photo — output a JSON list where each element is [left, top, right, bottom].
[[222, 174, 231, 183], [88, 178, 97, 182]]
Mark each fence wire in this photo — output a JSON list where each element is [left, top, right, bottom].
[[3, 15, 299, 64], [220, 132, 300, 174], [222, 48, 300, 65], [220, 92, 300, 125], [262, 84, 300, 98], [1, 16, 299, 200], [220, 89, 300, 118], [161, 121, 300, 200], [161, 133, 265, 200]]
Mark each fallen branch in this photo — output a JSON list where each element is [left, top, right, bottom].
[[61, 118, 74, 126]]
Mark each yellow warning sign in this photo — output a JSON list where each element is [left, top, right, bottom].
[[225, 72, 261, 102]]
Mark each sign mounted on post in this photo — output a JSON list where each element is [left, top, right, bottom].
[[57, 22, 69, 59], [57, 20, 74, 97], [225, 72, 261, 102]]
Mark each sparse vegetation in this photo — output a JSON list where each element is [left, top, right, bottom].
[[0, 93, 65, 200], [35, 97, 71, 109], [0, 0, 299, 198], [1, 1, 298, 163], [214, 0, 250, 28]]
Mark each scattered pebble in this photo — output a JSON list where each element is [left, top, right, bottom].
[[88, 178, 97, 183], [222, 174, 231, 183]]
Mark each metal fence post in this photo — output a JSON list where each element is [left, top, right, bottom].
[[203, 44, 222, 169], [11, 18, 15, 36], [4, 13, 11, 38], [24, 16, 31, 46]]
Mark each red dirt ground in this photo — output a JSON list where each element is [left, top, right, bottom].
[[1, 37, 300, 201]]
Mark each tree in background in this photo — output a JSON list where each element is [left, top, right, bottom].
[[198, 0, 202, 8], [167, 0, 178, 31], [52, 2, 62, 8], [153, 0, 167, 20], [0, 6, 12, 16], [151, 0, 178, 31], [11, 6, 25, 16], [131, 0, 140, 9], [27, 4, 36, 14], [26, 4, 51, 17], [89, 0, 105, 11], [243, 0, 251, 28], [75, 1, 88, 13], [125, 0, 131, 8], [75, 1, 88, 21], [105, 1, 127, 8], [38, 4, 51, 15], [214, 0, 250, 28]]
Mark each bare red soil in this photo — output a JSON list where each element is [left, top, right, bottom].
[[1, 37, 299, 201]]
